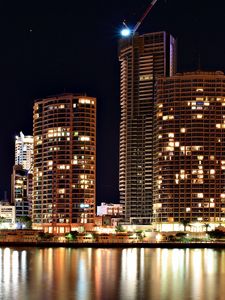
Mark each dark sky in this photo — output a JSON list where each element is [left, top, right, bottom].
[[1, 0, 225, 204]]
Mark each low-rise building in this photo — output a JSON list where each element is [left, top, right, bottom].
[[0, 203, 15, 227], [97, 203, 123, 216]]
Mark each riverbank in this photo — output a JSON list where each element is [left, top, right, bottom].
[[1, 241, 225, 248]]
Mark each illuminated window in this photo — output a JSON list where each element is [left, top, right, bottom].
[[57, 165, 70, 170], [79, 136, 90, 142], [168, 133, 174, 138], [192, 145, 203, 151], [58, 188, 65, 194], [180, 128, 186, 133], [139, 75, 152, 81], [186, 207, 191, 212], [157, 112, 163, 118], [79, 98, 91, 104], [164, 146, 174, 151], [162, 115, 174, 121], [197, 193, 204, 198]]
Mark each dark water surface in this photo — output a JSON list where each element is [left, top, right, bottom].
[[0, 247, 225, 300]]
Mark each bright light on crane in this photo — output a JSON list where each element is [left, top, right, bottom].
[[121, 28, 131, 37], [120, 0, 158, 38]]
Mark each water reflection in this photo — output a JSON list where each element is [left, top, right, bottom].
[[0, 247, 225, 300]]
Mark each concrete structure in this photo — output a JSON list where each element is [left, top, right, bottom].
[[33, 93, 96, 234], [15, 132, 33, 171], [119, 32, 176, 224], [154, 71, 225, 229], [97, 202, 123, 216], [11, 165, 32, 218]]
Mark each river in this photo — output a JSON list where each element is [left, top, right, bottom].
[[0, 247, 225, 300]]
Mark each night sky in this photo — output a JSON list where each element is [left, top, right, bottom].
[[1, 0, 225, 204]]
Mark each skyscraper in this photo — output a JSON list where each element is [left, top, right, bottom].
[[154, 71, 225, 231], [119, 32, 176, 224], [15, 132, 33, 171], [33, 94, 96, 234], [11, 165, 32, 218], [12, 132, 33, 217]]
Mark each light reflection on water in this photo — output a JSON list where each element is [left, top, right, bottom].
[[0, 247, 225, 300]]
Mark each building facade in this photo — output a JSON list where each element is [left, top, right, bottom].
[[119, 32, 176, 224], [154, 71, 225, 230], [15, 132, 33, 171], [33, 94, 96, 234]]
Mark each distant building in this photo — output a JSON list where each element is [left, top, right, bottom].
[[119, 32, 176, 224], [154, 71, 225, 230], [97, 203, 123, 216], [15, 132, 33, 172], [11, 165, 32, 218], [33, 93, 96, 234]]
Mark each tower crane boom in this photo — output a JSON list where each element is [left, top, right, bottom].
[[133, 0, 158, 34]]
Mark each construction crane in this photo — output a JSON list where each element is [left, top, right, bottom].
[[121, 0, 159, 37]]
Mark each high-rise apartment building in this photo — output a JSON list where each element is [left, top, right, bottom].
[[15, 132, 33, 171], [11, 165, 32, 218], [119, 32, 176, 224], [33, 94, 96, 234], [12, 132, 33, 217], [154, 71, 225, 230]]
